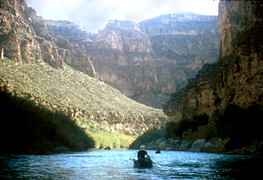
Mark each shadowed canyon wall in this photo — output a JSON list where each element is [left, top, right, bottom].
[[163, 0, 263, 121]]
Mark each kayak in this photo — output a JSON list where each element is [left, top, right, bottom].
[[134, 157, 153, 168]]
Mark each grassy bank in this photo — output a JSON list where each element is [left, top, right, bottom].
[[76, 117, 137, 148], [0, 88, 95, 155], [89, 131, 136, 149]]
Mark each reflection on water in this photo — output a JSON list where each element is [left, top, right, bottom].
[[1, 150, 263, 179]]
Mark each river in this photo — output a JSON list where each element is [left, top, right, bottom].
[[1, 149, 263, 179]]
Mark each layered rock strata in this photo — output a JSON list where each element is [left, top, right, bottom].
[[0, 0, 96, 77], [163, 0, 263, 121], [0, 1, 221, 109], [0, 0, 167, 135], [38, 12, 221, 108], [85, 14, 221, 108]]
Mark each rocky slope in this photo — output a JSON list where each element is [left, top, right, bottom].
[[0, 57, 167, 136], [0, 0, 167, 136], [163, 0, 263, 121]]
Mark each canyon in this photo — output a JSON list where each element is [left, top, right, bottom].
[[1, 0, 262, 147], [46, 13, 221, 108], [0, 0, 222, 136], [0, 0, 221, 109], [0, 0, 167, 136], [163, 0, 263, 122]]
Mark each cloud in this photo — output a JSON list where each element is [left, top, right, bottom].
[[27, 0, 219, 33]]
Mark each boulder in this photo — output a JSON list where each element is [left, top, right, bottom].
[[157, 141, 166, 150], [190, 139, 206, 152], [201, 142, 218, 153], [179, 141, 192, 151]]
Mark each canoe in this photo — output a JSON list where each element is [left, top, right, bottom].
[[134, 157, 153, 168], [155, 150, 161, 153]]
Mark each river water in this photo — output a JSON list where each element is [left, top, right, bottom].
[[1, 149, 263, 179]]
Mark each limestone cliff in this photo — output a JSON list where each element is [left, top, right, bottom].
[[163, 0, 263, 121], [5, 5, 219, 109], [62, 13, 219, 108], [0, 0, 96, 77]]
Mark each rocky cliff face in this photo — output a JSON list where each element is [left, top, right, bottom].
[[163, 0, 263, 121], [84, 14, 220, 108], [0, 0, 96, 77], [3, 1, 220, 109], [1, 0, 220, 114], [0, 0, 168, 135]]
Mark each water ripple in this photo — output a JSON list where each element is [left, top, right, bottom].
[[1, 150, 263, 179]]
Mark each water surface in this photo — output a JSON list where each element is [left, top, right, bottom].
[[1, 150, 263, 179]]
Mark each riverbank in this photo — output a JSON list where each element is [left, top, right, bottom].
[[129, 118, 263, 156], [130, 137, 263, 156]]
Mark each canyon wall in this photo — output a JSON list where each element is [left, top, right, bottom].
[[0, 0, 167, 135], [163, 0, 263, 121], [4, 3, 220, 109], [0, 0, 96, 77], [2, 1, 221, 109], [84, 13, 220, 108]]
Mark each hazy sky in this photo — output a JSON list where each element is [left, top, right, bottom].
[[27, 0, 219, 33]]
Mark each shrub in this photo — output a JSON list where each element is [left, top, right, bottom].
[[212, 104, 263, 150], [191, 113, 209, 131], [175, 118, 192, 138], [129, 128, 165, 149], [90, 131, 136, 148], [164, 114, 209, 139], [165, 121, 177, 138]]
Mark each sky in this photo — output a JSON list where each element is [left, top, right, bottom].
[[27, 0, 219, 33]]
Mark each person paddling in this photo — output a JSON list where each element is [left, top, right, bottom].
[[137, 145, 152, 162]]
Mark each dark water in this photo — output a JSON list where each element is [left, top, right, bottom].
[[1, 150, 263, 179]]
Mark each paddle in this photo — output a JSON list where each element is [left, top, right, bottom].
[[153, 162, 162, 168]]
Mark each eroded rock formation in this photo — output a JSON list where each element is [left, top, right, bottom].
[[0, 0, 166, 135], [163, 0, 263, 121], [2, 0, 220, 108], [78, 14, 220, 108], [0, 0, 96, 76]]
